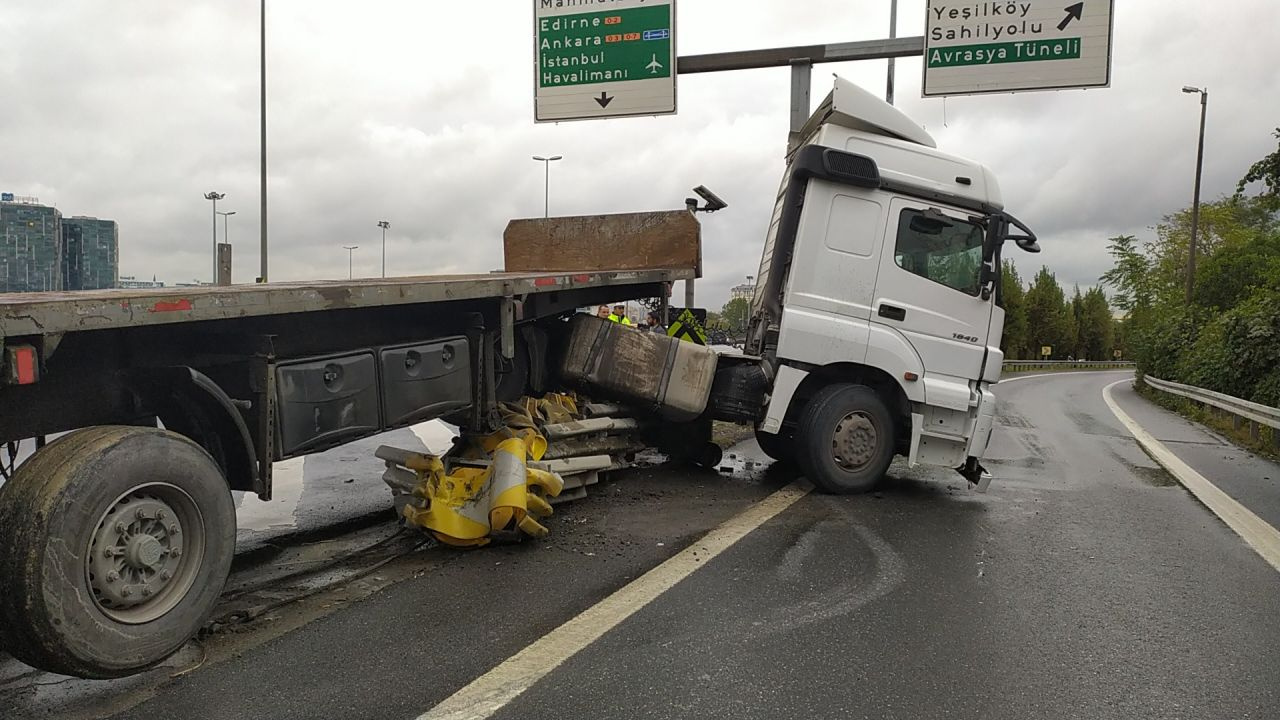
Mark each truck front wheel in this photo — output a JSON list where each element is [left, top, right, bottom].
[[0, 426, 236, 679], [795, 384, 894, 494]]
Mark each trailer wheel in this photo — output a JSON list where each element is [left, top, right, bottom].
[[0, 426, 235, 679], [796, 384, 894, 494], [754, 427, 794, 464]]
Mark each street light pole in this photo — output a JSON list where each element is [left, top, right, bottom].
[[216, 210, 236, 285], [342, 245, 359, 280], [377, 220, 390, 278], [1182, 86, 1208, 304], [218, 210, 237, 248], [260, 0, 269, 283], [886, 0, 899, 104], [204, 191, 225, 284], [532, 155, 563, 218]]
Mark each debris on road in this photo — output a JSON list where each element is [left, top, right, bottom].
[[378, 393, 644, 547]]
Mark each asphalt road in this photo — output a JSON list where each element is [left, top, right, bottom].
[[5, 371, 1280, 719]]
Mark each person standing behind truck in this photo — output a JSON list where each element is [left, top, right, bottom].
[[596, 305, 611, 319], [642, 311, 666, 334], [608, 304, 633, 325]]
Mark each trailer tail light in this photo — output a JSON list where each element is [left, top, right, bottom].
[[6, 345, 39, 386]]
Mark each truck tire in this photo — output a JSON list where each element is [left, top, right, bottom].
[[0, 426, 236, 679], [754, 427, 794, 464], [795, 384, 894, 494]]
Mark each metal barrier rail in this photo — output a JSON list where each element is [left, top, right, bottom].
[[1002, 360, 1136, 373], [1145, 377, 1280, 446]]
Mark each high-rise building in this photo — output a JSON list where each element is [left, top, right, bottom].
[[0, 198, 62, 293], [729, 283, 756, 302], [62, 216, 119, 291]]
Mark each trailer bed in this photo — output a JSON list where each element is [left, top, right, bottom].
[[0, 268, 691, 338]]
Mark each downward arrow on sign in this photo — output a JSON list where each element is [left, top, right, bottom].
[[1058, 2, 1084, 31], [595, 92, 613, 108]]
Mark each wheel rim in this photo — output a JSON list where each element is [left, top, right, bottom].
[[86, 483, 206, 624], [831, 411, 878, 471]]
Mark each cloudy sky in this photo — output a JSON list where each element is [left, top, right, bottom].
[[2, 1, 1277, 307]]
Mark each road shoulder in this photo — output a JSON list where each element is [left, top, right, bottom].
[[1104, 378, 1280, 573]]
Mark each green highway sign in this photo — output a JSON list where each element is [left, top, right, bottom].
[[534, 0, 676, 122], [923, 0, 1114, 97]]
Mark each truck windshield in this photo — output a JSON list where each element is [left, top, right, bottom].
[[893, 208, 985, 296]]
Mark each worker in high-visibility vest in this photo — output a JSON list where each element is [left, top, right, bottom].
[[607, 304, 633, 326]]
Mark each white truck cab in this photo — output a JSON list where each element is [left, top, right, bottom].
[[729, 77, 1040, 493]]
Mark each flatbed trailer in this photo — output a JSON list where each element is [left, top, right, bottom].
[[0, 212, 700, 679], [0, 267, 690, 488]]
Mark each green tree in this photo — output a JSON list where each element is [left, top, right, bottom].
[[1100, 234, 1153, 314], [721, 297, 750, 332], [1068, 285, 1085, 358], [1237, 128, 1280, 209], [1025, 267, 1070, 358], [1078, 287, 1115, 361], [1191, 198, 1280, 310], [999, 263, 1029, 359]]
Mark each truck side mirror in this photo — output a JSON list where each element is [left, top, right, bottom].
[[1002, 212, 1040, 253], [984, 211, 1040, 257]]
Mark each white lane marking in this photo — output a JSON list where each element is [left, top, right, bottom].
[[1103, 379, 1280, 574], [999, 369, 1133, 384], [235, 456, 306, 532], [416, 482, 813, 720]]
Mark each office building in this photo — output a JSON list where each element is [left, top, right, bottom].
[[62, 216, 119, 291], [0, 198, 62, 293]]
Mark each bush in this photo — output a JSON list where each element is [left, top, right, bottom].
[[1219, 292, 1280, 405], [1175, 316, 1231, 393], [1132, 307, 1197, 382]]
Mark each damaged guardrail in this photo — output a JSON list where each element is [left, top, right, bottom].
[[378, 394, 646, 546]]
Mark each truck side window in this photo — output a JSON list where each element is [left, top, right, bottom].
[[893, 209, 984, 296]]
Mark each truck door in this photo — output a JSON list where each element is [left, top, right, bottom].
[[872, 199, 992, 387]]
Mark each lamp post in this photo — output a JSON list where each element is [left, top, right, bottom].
[[217, 210, 237, 246], [1181, 86, 1208, 304], [217, 210, 236, 285], [377, 220, 390, 278], [886, 0, 899, 104], [532, 155, 563, 218], [260, 0, 269, 283], [342, 245, 359, 279], [204, 191, 225, 284]]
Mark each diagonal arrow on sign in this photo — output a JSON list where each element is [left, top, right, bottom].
[[594, 92, 613, 109], [1058, 2, 1085, 31]]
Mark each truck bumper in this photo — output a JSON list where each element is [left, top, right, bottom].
[[965, 385, 997, 460], [907, 383, 997, 490], [961, 385, 997, 492]]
